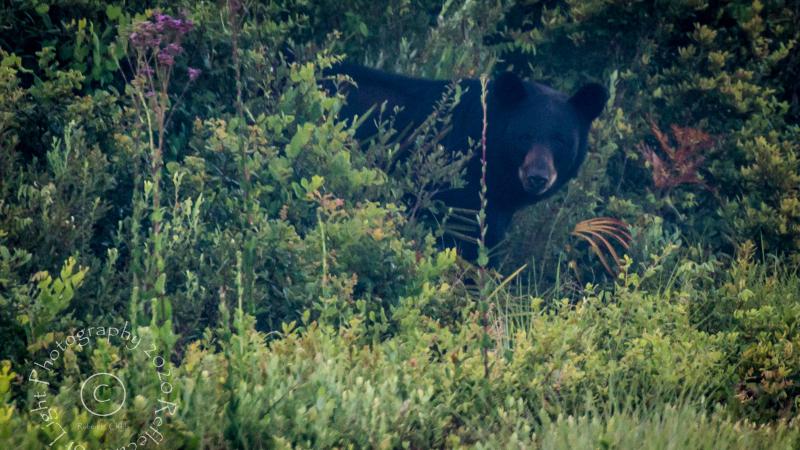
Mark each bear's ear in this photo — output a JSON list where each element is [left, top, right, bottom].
[[569, 83, 607, 122], [492, 72, 527, 107]]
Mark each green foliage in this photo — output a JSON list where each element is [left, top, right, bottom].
[[17, 256, 89, 351], [0, 284, 797, 448], [690, 242, 800, 422]]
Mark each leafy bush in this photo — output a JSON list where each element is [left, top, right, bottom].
[[687, 242, 800, 422]]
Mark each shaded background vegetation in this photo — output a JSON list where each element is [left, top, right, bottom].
[[0, 0, 799, 448]]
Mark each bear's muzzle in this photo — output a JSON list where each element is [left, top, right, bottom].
[[519, 146, 557, 195]]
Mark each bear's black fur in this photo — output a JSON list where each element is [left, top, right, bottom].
[[330, 64, 607, 261]]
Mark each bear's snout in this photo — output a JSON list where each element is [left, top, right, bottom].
[[519, 146, 557, 195]]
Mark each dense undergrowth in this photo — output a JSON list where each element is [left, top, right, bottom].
[[1, 0, 799, 448]]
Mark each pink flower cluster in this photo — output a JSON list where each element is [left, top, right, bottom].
[[129, 12, 201, 82], [187, 67, 201, 81], [130, 13, 194, 68]]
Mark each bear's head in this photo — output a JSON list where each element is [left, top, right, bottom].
[[488, 72, 607, 203]]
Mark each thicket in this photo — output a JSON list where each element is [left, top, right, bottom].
[[0, 0, 798, 448]]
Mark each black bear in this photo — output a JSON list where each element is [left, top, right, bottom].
[[331, 64, 607, 261]]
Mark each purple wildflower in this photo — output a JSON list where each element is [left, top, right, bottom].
[[157, 51, 175, 66], [187, 67, 201, 81], [164, 43, 183, 56], [131, 13, 193, 49], [130, 21, 160, 49], [179, 19, 194, 33]]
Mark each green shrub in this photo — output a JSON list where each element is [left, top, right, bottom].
[[689, 242, 800, 422]]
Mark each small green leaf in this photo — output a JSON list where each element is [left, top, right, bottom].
[[287, 123, 313, 159], [268, 157, 292, 182], [155, 273, 167, 294], [106, 5, 122, 20]]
